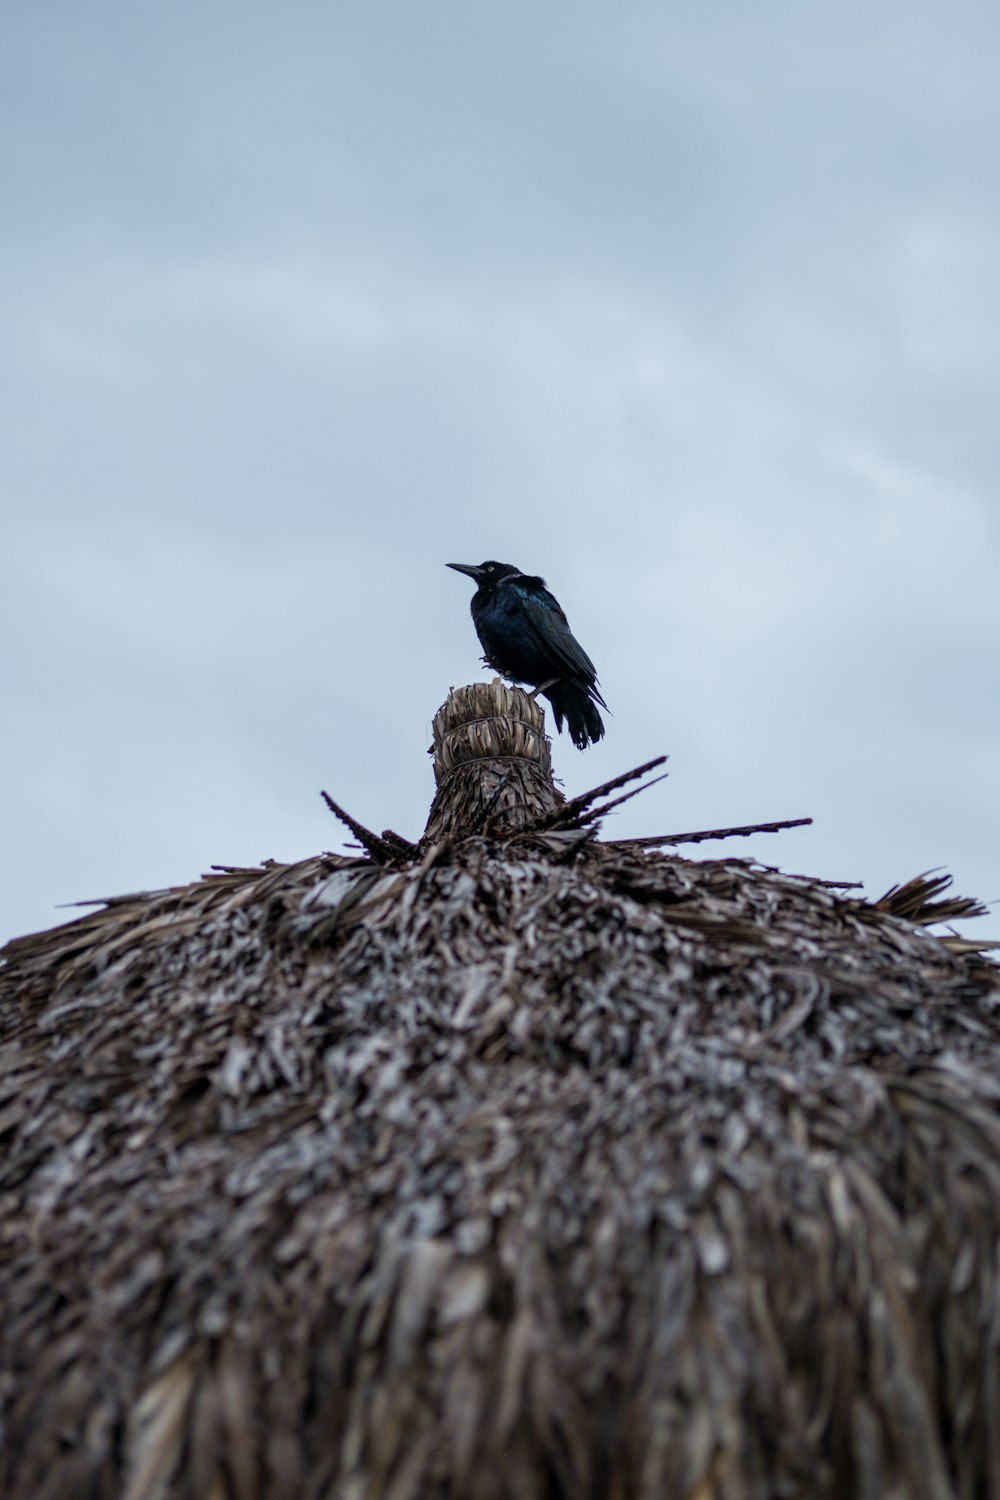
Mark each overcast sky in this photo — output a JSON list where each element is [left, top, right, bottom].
[[3, 2, 998, 947]]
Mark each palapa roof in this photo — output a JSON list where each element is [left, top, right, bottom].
[[1, 682, 998, 1500]]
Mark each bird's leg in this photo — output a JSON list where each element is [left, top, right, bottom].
[[530, 677, 560, 699]]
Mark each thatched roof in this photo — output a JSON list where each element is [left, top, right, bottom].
[[1, 683, 998, 1500]]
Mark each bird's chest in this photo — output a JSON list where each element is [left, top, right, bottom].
[[471, 591, 543, 678]]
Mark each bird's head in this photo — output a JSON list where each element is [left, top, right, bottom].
[[446, 560, 520, 589]]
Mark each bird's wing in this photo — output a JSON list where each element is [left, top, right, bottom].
[[511, 575, 607, 703]]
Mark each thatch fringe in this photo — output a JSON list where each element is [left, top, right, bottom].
[[1, 687, 998, 1500], [872, 868, 993, 927]]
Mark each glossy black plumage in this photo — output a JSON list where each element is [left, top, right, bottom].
[[447, 560, 607, 749]]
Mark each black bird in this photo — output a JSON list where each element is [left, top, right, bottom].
[[447, 560, 607, 748]]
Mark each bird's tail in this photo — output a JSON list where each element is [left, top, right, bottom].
[[547, 683, 605, 749]]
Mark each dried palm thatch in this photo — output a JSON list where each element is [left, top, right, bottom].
[[1, 682, 998, 1500]]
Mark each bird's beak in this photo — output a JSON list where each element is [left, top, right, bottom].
[[446, 563, 484, 581]]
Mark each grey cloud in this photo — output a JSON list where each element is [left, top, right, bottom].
[[3, 2, 998, 941]]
